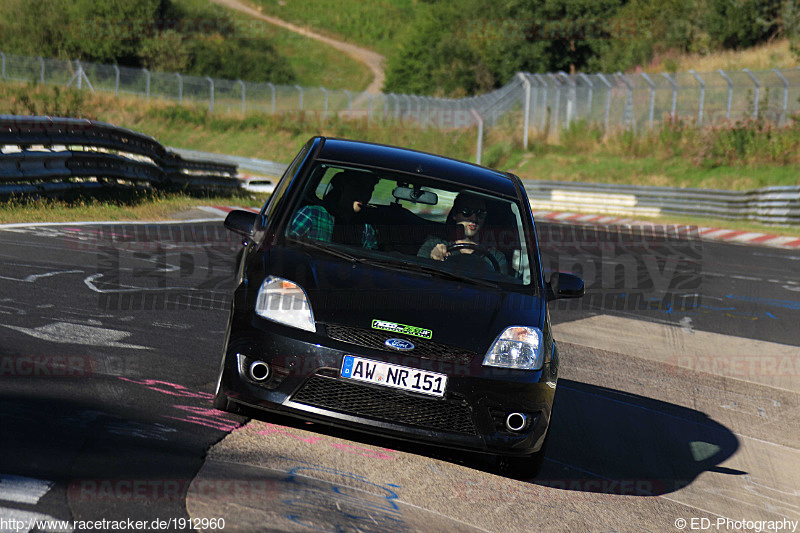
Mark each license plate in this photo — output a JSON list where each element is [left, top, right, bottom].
[[340, 355, 447, 398]]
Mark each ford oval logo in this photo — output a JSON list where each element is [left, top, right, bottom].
[[385, 338, 415, 351]]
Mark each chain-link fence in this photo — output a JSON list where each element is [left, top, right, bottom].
[[2, 50, 800, 139]]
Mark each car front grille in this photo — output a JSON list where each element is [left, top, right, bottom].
[[325, 324, 475, 366], [291, 375, 476, 435]]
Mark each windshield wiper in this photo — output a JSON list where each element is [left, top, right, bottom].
[[360, 256, 501, 289]]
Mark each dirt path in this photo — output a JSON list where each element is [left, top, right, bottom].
[[210, 0, 386, 94]]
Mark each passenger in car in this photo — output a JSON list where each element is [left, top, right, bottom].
[[417, 193, 508, 273], [288, 170, 379, 249]]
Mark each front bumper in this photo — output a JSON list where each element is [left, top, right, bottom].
[[219, 313, 557, 456]]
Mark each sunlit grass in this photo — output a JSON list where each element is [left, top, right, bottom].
[[171, 0, 372, 90], [0, 190, 262, 224], [645, 39, 797, 74], [247, 0, 417, 57]]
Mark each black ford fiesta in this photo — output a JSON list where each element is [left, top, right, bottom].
[[214, 137, 583, 477]]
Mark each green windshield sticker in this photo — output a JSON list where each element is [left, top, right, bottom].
[[371, 320, 432, 339]]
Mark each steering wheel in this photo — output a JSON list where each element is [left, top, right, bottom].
[[446, 242, 501, 271]]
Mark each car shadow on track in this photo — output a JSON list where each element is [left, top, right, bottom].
[[229, 376, 740, 497], [539, 378, 742, 495]]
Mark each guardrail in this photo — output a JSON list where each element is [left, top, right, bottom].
[[167, 147, 287, 177], [157, 149, 800, 225], [0, 115, 241, 197], [525, 181, 800, 226]]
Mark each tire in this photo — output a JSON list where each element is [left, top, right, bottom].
[[213, 365, 243, 415], [497, 431, 550, 479]]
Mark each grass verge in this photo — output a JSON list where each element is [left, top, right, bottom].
[[0, 190, 263, 224], [1, 83, 798, 233]]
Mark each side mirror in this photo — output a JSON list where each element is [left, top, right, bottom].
[[224, 210, 257, 238], [547, 272, 584, 301]]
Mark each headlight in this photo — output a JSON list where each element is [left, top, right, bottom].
[[482, 327, 543, 370], [255, 276, 315, 332]]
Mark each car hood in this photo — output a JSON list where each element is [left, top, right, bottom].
[[260, 247, 544, 354]]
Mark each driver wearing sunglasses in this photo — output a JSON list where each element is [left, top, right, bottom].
[[417, 193, 508, 273]]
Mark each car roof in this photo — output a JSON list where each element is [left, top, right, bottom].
[[314, 137, 520, 199]]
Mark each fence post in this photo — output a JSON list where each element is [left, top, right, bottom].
[[773, 68, 789, 126], [641, 72, 655, 129], [534, 74, 548, 131], [596, 73, 612, 133], [548, 74, 562, 133], [267, 82, 275, 114], [143, 68, 151, 101], [471, 109, 483, 165], [718, 69, 733, 120], [113, 65, 120, 96], [0, 51, 5, 80], [559, 71, 576, 126], [39, 56, 45, 84], [662, 72, 677, 120], [403, 94, 412, 118], [578, 73, 593, 120], [517, 73, 531, 149], [529, 76, 539, 130], [616, 72, 635, 131], [689, 70, 705, 127], [343, 89, 352, 116], [412, 95, 422, 122], [206, 76, 214, 112], [294, 84, 303, 111], [238, 80, 246, 114], [176, 72, 182, 104], [320, 86, 328, 118], [743, 68, 760, 119]]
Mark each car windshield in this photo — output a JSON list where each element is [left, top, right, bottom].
[[283, 162, 536, 288]]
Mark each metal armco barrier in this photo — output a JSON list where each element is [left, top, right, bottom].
[[157, 150, 800, 226], [525, 181, 800, 226], [167, 147, 288, 177], [0, 115, 240, 196]]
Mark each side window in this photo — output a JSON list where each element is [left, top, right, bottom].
[[260, 141, 311, 223]]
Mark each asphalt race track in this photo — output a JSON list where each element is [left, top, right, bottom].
[[0, 219, 797, 532]]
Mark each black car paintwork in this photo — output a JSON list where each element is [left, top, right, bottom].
[[215, 137, 582, 472]]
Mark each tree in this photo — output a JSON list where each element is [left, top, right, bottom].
[[61, 0, 164, 64], [704, 0, 780, 49]]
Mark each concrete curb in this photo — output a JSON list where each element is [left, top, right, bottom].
[[532, 210, 800, 249]]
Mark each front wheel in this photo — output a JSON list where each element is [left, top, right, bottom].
[[213, 365, 243, 415], [496, 431, 550, 479]]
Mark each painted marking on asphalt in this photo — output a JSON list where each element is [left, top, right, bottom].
[[0, 474, 53, 505], [0, 322, 148, 350], [0, 270, 84, 283], [725, 294, 800, 310]]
